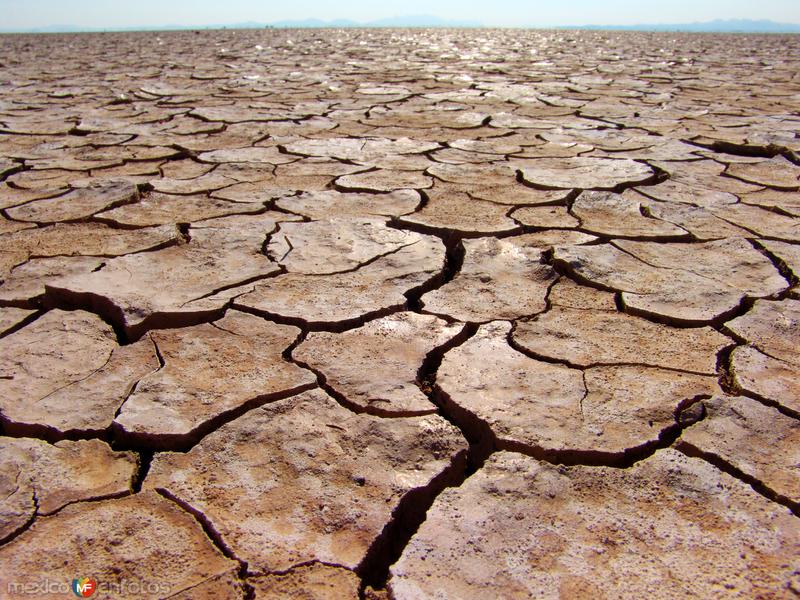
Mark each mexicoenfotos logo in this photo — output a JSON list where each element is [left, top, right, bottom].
[[6, 576, 170, 596], [72, 578, 97, 598]]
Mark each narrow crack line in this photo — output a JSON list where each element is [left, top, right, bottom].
[[721, 171, 800, 193], [445, 363, 712, 471], [497, 418, 689, 469], [675, 441, 799, 517], [578, 372, 589, 421], [150, 333, 166, 369], [39, 489, 133, 518], [608, 239, 724, 281], [721, 341, 800, 421], [516, 163, 664, 194], [0, 253, 35, 284], [31, 229, 184, 258], [551, 241, 777, 328], [0, 187, 71, 211], [730, 380, 800, 422], [112, 335, 163, 425], [252, 559, 356, 578], [637, 203, 692, 236], [708, 212, 768, 240], [506, 323, 717, 377], [42, 284, 238, 344], [162, 571, 248, 600], [209, 320, 247, 338], [33, 348, 115, 405], [545, 249, 629, 297], [390, 214, 524, 240], [155, 487, 250, 570], [638, 216, 713, 245], [575, 111, 625, 128], [232, 299, 410, 335], [291, 350, 433, 419], [262, 192, 311, 222], [569, 224, 694, 244], [743, 201, 800, 220], [278, 234, 294, 262], [307, 240, 424, 278], [0, 471, 22, 505], [113, 379, 318, 453], [413, 307, 477, 325], [470, 188, 570, 210], [632, 184, 716, 210], [179, 269, 286, 308], [94, 206, 269, 231], [724, 325, 796, 367], [752, 238, 798, 288], [0, 490, 38, 548], [620, 290, 754, 330]]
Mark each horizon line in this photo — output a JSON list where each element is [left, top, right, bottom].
[[3, 17, 800, 34]]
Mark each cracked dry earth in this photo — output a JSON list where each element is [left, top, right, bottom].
[[0, 28, 799, 600]]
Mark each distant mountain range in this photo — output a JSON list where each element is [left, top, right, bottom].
[[569, 19, 800, 33], [2, 17, 800, 34], [271, 15, 483, 28], [0, 15, 482, 33]]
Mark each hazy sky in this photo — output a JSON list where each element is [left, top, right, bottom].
[[3, 0, 800, 29]]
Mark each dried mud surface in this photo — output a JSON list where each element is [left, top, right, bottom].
[[0, 28, 799, 599]]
